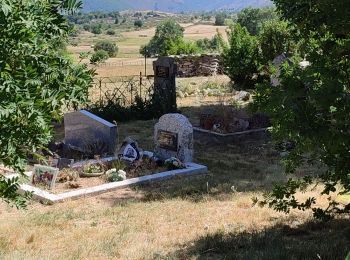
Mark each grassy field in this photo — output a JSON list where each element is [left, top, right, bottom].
[[0, 107, 349, 259]]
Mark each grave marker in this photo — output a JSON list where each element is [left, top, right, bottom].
[[64, 110, 117, 155], [154, 113, 193, 163]]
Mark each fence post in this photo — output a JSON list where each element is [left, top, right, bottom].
[[139, 72, 143, 100], [99, 78, 102, 107]]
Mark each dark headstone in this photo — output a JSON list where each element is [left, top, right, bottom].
[[153, 57, 177, 114], [64, 110, 117, 155]]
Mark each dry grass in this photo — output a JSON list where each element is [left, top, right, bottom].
[[1, 115, 349, 259]]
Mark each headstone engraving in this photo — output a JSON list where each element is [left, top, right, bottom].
[[32, 165, 59, 189], [64, 110, 117, 155], [154, 113, 193, 163], [157, 130, 178, 151], [156, 66, 170, 78]]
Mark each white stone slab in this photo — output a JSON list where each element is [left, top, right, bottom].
[[6, 163, 207, 204]]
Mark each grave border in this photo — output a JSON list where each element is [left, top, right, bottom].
[[5, 159, 207, 204]]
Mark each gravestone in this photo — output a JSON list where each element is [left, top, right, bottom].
[[64, 110, 117, 155], [153, 57, 177, 114], [55, 158, 74, 170], [154, 113, 193, 163], [118, 137, 141, 162]]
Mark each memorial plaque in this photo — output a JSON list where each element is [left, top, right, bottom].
[[158, 130, 178, 152], [156, 66, 170, 78]]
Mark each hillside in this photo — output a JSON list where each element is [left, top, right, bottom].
[[83, 0, 272, 12]]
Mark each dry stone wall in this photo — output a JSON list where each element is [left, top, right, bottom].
[[174, 54, 224, 78]]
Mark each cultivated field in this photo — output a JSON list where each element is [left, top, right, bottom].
[[0, 108, 349, 259], [68, 23, 229, 77]]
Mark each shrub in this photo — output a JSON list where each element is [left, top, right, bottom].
[[222, 24, 261, 89], [215, 13, 226, 26], [91, 24, 102, 34], [134, 20, 143, 28], [90, 50, 109, 64], [259, 19, 293, 63], [106, 29, 115, 35], [83, 24, 90, 31], [94, 40, 118, 57]]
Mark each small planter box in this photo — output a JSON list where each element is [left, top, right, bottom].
[[5, 159, 207, 204]]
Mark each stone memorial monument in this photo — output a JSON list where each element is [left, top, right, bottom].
[[64, 110, 117, 155], [154, 113, 193, 163], [153, 57, 177, 114]]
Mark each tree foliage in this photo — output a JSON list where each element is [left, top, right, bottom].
[[215, 13, 226, 26], [94, 40, 118, 57], [90, 50, 109, 64], [259, 19, 293, 63], [0, 0, 93, 207], [134, 20, 143, 28], [237, 7, 278, 36], [222, 24, 261, 90], [254, 0, 350, 219], [140, 19, 188, 57]]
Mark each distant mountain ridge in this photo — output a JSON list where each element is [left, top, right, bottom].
[[82, 0, 273, 12]]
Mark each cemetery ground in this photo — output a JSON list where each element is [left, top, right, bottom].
[[0, 106, 349, 259]]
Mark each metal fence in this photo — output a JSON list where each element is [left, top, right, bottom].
[[90, 74, 155, 107]]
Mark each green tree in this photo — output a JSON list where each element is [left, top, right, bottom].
[[134, 20, 143, 28], [0, 0, 93, 207], [254, 0, 350, 219], [259, 19, 293, 63], [237, 7, 277, 36], [215, 13, 226, 26], [94, 40, 118, 57], [222, 24, 261, 89], [140, 19, 185, 57]]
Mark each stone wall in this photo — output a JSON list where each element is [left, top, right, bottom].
[[174, 54, 224, 78]]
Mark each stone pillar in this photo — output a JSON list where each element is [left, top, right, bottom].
[[152, 57, 177, 114]]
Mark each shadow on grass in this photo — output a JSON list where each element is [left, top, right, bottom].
[[99, 105, 314, 205], [167, 219, 350, 260]]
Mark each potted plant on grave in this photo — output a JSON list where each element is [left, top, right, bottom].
[[80, 163, 105, 177]]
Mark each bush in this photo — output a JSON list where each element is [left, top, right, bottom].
[[106, 29, 115, 35], [215, 13, 226, 26], [134, 20, 143, 28], [91, 24, 102, 34], [237, 7, 277, 36], [90, 50, 109, 64], [83, 24, 90, 31], [94, 40, 118, 57], [259, 19, 293, 63], [223, 24, 261, 89]]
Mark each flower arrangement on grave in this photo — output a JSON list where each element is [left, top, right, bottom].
[[106, 169, 127, 182], [165, 157, 186, 170], [57, 169, 79, 183], [81, 163, 105, 177]]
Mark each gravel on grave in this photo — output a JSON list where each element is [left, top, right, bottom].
[[52, 165, 169, 194]]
